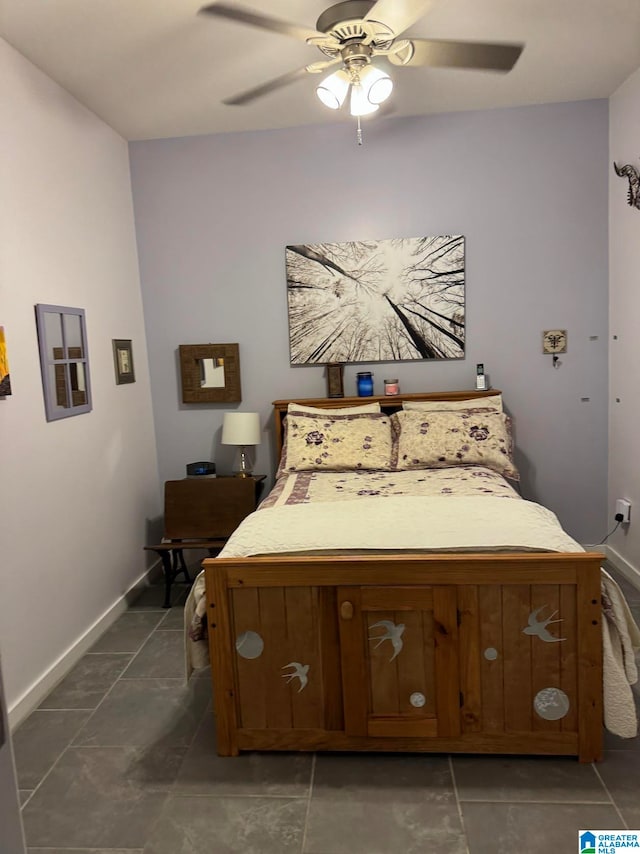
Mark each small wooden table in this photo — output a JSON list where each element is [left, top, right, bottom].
[[145, 475, 265, 607]]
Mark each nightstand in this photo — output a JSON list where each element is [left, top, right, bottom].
[[224, 474, 266, 504], [144, 474, 266, 607]]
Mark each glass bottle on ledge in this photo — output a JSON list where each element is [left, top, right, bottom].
[[356, 372, 374, 397]]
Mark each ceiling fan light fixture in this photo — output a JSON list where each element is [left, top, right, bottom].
[[359, 64, 393, 105], [349, 83, 380, 117], [316, 68, 350, 109]]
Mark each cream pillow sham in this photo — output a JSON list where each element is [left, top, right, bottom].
[[391, 409, 518, 479], [287, 402, 381, 414], [280, 411, 393, 473], [403, 394, 503, 413]]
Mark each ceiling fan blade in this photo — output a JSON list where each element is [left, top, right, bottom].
[[198, 2, 322, 43], [223, 66, 311, 106], [363, 0, 435, 38], [388, 38, 523, 71]]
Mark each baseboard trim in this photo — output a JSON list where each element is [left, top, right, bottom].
[[603, 545, 640, 588], [8, 560, 160, 730]]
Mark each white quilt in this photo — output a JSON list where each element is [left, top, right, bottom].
[[185, 493, 639, 738], [219, 495, 581, 557]]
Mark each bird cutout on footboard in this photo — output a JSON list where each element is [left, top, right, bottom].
[[369, 620, 405, 661], [522, 606, 566, 643], [614, 160, 640, 209], [281, 662, 309, 692]]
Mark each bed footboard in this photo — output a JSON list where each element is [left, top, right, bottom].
[[203, 552, 603, 762]]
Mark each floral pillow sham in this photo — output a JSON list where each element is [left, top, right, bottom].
[[391, 409, 519, 480], [279, 411, 393, 474]]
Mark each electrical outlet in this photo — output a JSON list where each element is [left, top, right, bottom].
[[616, 499, 632, 524]]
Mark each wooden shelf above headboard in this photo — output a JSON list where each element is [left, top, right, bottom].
[[272, 389, 501, 463]]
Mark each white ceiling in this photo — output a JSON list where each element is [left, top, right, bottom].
[[2, 0, 640, 141]]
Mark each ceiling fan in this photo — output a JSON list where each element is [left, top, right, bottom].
[[198, 0, 524, 121]]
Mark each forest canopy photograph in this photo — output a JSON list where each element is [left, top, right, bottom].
[[286, 235, 465, 365]]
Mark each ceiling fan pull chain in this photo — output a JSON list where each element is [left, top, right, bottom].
[[356, 115, 363, 145]]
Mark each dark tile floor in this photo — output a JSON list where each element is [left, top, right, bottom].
[[12, 567, 640, 854]]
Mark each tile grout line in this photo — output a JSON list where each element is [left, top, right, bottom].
[[18, 711, 90, 815], [126, 609, 211, 850], [20, 650, 142, 808], [591, 762, 630, 830], [18, 599, 194, 853], [453, 797, 615, 805], [19, 609, 168, 811], [300, 752, 316, 853], [74, 610, 201, 747], [23, 660, 132, 800], [117, 615, 174, 677], [153, 792, 311, 800], [449, 755, 471, 854]]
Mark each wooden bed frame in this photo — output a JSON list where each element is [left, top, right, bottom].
[[203, 391, 603, 762]]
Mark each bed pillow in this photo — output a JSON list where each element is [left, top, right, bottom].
[[391, 409, 519, 479], [280, 411, 393, 473], [403, 393, 503, 413], [287, 402, 381, 414]]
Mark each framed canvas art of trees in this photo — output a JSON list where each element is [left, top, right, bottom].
[[286, 236, 465, 365]]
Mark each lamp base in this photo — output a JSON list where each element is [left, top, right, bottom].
[[232, 445, 254, 478]]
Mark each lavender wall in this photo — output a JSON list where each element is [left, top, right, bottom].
[[609, 67, 640, 578], [130, 99, 609, 543]]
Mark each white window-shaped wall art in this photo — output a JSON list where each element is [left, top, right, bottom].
[[35, 304, 92, 421]]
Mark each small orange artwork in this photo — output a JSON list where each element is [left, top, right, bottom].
[[0, 327, 11, 396]]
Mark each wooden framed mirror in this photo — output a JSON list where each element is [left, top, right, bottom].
[[179, 343, 241, 403]]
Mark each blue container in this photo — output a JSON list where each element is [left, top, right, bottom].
[[356, 372, 374, 397]]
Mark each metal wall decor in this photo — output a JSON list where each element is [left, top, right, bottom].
[[522, 606, 565, 643], [235, 630, 264, 659], [281, 662, 309, 692], [286, 236, 465, 364], [368, 619, 405, 661], [533, 687, 570, 721], [613, 160, 640, 209]]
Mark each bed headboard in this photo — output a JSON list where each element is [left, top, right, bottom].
[[271, 389, 501, 464]]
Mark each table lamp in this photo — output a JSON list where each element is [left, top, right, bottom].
[[221, 411, 261, 477]]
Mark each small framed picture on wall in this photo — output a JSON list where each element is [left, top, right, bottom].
[[113, 339, 135, 384]]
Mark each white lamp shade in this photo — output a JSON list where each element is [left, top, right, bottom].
[[350, 84, 380, 117], [316, 69, 350, 109], [359, 65, 393, 105], [221, 412, 261, 446]]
